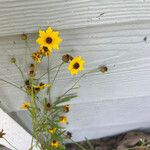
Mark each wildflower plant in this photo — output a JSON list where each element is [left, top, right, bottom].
[[0, 27, 99, 150]]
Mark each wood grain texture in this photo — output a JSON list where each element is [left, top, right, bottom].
[[12, 96, 150, 141], [0, 108, 38, 150], [0, 22, 150, 112], [0, 0, 150, 36]]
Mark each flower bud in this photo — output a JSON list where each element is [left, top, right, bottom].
[[44, 102, 52, 111], [99, 66, 108, 73], [66, 131, 72, 139], [62, 54, 70, 63], [10, 57, 16, 64], [21, 34, 27, 40]]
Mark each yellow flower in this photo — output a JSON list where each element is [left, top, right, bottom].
[[68, 56, 85, 75], [63, 105, 70, 113], [34, 83, 50, 91], [40, 46, 52, 57], [48, 128, 57, 134], [32, 51, 41, 63], [51, 140, 60, 148], [59, 116, 68, 124], [21, 101, 30, 109], [36, 27, 62, 50]]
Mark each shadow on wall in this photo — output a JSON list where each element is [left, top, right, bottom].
[[0, 145, 12, 150]]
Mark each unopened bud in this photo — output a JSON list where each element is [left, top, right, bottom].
[[99, 66, 108, 73], [62, 54, 70, 63], [10, 57, 16, 64], [21, 34, 28, 40]]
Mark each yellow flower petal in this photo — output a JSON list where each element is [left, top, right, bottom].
[[51, 140, 60, 148], [68, 56, 85, 75], [39, 30, 45, 37], [59, 116, 67, 124], [36, 38, 43, 45], [46, 27, 53, 34], [21, 101, 30, 109], [36, 27, 62, 50]]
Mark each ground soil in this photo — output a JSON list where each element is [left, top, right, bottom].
[[66, 131, 150, 150]]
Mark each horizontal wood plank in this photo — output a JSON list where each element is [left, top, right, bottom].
[[0, 108, 38, 150], [0, 0, 150, 36], [12, 96, 150, 141], [0, 22, 150, 112]]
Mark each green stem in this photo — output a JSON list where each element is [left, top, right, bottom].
[[69, 138, 87, 150], [3, 137, 18, 150], [38, 64, 61, 80], [14, 63, 25, 80], [61, 69, 98, 97], [0, 78, 25, 93], [61, 73, 85, 97], [47, 57, 51, 101], [51, 62, 64, 86], [25, 40, 31, 54]]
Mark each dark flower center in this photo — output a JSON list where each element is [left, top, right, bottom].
[[40, 83, 44, 86], [46, 103, 51, 108], [46, 37, 52, 44], [73, 63, 80, 69], [43, 46, 49, 52], [53, 140, 56, 143], [25, 104, 28, 108], [25, 80, 30, 85]]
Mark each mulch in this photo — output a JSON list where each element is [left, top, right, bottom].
[[66, 131, 150, 150]]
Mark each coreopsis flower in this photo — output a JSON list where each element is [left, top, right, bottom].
[[51, 140, 60, 148], [21, 101, 30, 109], [0, 129, 5, 138], [59, 116, 68, 124], [48, 128, 57, 134], [36, 27, 62, 50], [40, 46, 52, 57], [32, 51, 41, 63], [34, 83, 50, 91], [63, 105, 70, 113], [68, 56, 85, 75]]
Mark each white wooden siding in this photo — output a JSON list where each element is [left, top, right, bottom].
[[0, 0, 149, 36], [0, 108, 38, 150], [0, 0, 150, 144]]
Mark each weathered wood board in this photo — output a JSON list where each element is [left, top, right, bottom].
[[0, 0, 150, 142], [0, 0, 150, 36], [0, 108, 38, 150]]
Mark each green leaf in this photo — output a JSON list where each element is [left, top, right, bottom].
[[55, 93, 77, 105], [85, 137, 94, 150]]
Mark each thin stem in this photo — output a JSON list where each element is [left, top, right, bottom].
[[30, 137, 34, 150], [25, 40, 31, 54], [38, 64, 61, 80], [69, 138, 87, 150], [51, 62, 64, 86], [14, 63, 25, 80], [0, 78, 25, 93], [3, 137, 18, 150], [61, 69, 98, 97], [47, 57, 51, 102], [61, 73, 86, 97]]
